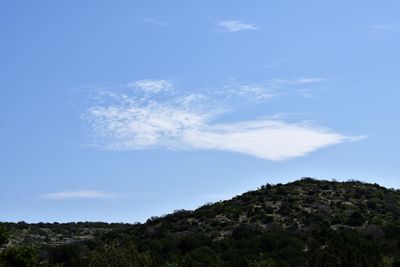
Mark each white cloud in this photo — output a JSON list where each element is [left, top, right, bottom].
[[274, 78, 327, 85], [88, 101, 208, 149], [218, 20, 258, 32], [127, 79, 173, 93], [236, 85, 275, 99], [40, 190, 116, 200], [182, 120, 351, 161], [220, 78, 325, 100], [84, 81, 364, 161], [221, 81, 276, 100]]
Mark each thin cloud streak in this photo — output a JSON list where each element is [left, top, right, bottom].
[[218, 20, 258, 32], [40, 190, 117, 200], [273, 78, 327, 85]]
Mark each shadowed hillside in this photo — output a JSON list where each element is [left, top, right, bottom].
[[1, 178, 400, 266]]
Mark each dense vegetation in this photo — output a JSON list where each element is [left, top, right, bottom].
[[1, 178, 400, 266]]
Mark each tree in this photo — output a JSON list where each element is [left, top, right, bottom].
[[0, 225, 8, 246], [0, 245, 40, 267], [86, 243, 153, 267], [183, 246, 222, 267]]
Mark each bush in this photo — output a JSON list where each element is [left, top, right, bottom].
[[347, 211, 365, 226]]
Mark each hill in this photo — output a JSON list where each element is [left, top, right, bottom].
[[1, 178, 400, 266]]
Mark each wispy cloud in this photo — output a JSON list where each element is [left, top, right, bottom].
[[218, 20, 258, 32], [219, 77, 326, 100], [40, 190, 117, 200], [221, 80, 276, 100], [370, 24, 400, 33], [127, 79, 173, 94], [83, 80, 364, 161]]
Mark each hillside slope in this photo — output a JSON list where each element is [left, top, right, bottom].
[[1, 178, 400, 266]]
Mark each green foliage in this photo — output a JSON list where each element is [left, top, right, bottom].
[[184, 246, 222, 267], [348, 211, 365, 226], [308, 230, 382, 267], [0, 226, 8, 247], [1, 179, 400, 266], [0, 245, 40, 267], [85, 243, 153, 267]]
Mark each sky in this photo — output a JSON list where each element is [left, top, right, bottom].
[[0, 1, 399, 223]]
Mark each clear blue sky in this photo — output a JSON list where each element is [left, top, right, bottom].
[[1, 1, 399, 223]]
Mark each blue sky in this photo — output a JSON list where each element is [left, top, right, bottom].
[[0, 1, 399, 223]]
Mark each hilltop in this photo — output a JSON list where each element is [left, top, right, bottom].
[[1, 178, 400, 266]]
